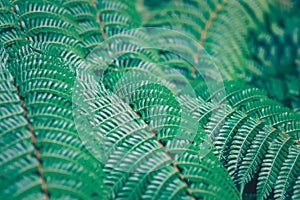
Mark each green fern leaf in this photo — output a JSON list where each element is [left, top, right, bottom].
[[256, 134, 294, 199], [274, 145, 300, 199]]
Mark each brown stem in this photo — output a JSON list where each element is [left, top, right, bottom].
[[132, 106, 195, 199], [93, 0, 106, 41], [15, 84, 49, 200]]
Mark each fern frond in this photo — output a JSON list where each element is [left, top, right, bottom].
[[0, 45, 106, 199], [274, 145, 300, 199], [28, 33, 85, 58], [0, 28, 24, 47], [257, 134, 294, 199], [61, 0, 103, 54], [0, 47, 41, 199], [95, 0, 141, 38], [0, 12, 19, 30], [1, 0, 299, 199], [197, 81, 300, 140], [15, 1, 76, 25], [12, 0, 87, 62], [227, 117, 263, 182], [73, 67, 240, 199], [143, 0, 270, 79], [0, 2, 25, 49], [20, 17, 78, 39], [238, 126, 279, 191], [292, 175, 300, 199], [246, 2, 300, 111], [63, 0, 96, 21], [178, 80, 300, 198]]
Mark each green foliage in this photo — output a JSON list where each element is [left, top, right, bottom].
[[0, 0, 299, 199], [247, 1, 300, 112]]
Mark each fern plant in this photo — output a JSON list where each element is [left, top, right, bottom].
[[247, 1, 300, 112], [0, 0, 299, 199]]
